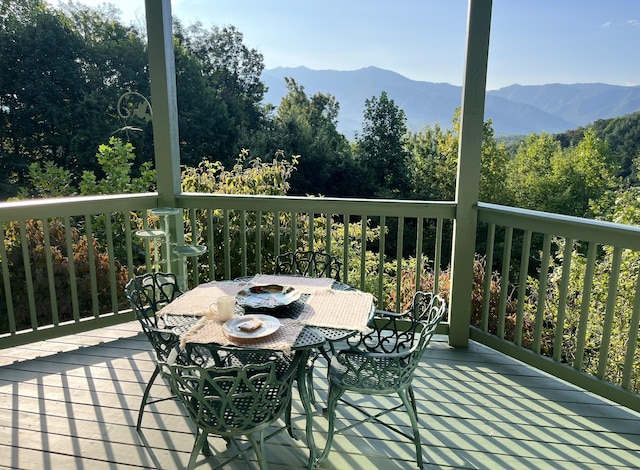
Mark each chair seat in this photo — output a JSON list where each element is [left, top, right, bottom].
[[329, 354, 410, 393]]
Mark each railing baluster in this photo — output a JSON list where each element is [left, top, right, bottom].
[[325, 213, 332, 256], [498, 227, 513, 339], [141, 210, 151, 273], [239, 210, 247, 277], [308, 212, 314, 251], [575, 241, 597, 370], [207, 209, 215, 280], [415, 216, 424, 293], [514, 229, 532, 346], [19, 220, 37, 329], [553, 237, 573, 362], [378, 215, 386, 306], [124, 210, 134, 278], [105, 213, 119, 314], [275, 210, 281, 261], [256, 210, 263, 274], [291, 212, 298, 252], [597, 246, 622, 379], [0, 218, 16, 334], [360, 216, 366, 290], [42, 218, 59, 326], [433, 217, 443, 294], [396, 217, 404, 313], [481, 223, 496, 332], [342, 214, 349, 283], [85, 215, 99, 317], [533, 234, 552, 354], [223, 209, 231, 280], [65, 216, 80, 321]]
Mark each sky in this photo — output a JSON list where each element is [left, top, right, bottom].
[[49, 0, 640, 90]]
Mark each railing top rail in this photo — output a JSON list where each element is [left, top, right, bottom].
[[0, 193, 160, 220], [177, 193, 457, 218], [479, 202, 640, 249]]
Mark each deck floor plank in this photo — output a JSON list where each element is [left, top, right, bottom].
[[1, 321, 639, 469]]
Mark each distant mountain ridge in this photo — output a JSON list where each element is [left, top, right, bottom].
[[261, 66, 640, 137]]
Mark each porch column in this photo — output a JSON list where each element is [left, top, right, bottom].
[[448, 0, 492, 347], [145, 0, 181, 205], [145, 0, 185, 273]]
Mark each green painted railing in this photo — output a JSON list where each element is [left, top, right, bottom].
[[0, 193, 160, 346], [0, 193, 456, 347], [476, 202, 640, 412], [1, 193, 638, 411]]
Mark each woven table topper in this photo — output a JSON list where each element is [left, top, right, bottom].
[[180, 316, 305, 353], [158, 281, 245, 317], [250, 274, 334, 294], [298, 290, 374, 331]]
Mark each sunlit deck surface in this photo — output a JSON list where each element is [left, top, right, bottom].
[[1, 321, 639, 470]]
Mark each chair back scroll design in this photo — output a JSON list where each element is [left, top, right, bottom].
[[160, 345, 301, 470], [125, 273, 185, 430], [275, 250, 341, 281], [319, 291, 447, 468]]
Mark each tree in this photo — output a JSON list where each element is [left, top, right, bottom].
[[507, 130, 619, 217], [272, 78, 356, 196], [0, 0, 149, 198], [355, 91, 409, 198], [406, 108, 509, 203], [506, 132, 563, 211], [174, 22, 267, 166]]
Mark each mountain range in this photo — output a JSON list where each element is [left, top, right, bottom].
[[261, 66, 640, 137]]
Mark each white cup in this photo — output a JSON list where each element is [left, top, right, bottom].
[[216, 295, 236, 321]]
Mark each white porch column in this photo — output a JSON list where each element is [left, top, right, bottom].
[[448, 0, 492, 347]]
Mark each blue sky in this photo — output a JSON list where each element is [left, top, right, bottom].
[[51, 0, 640, 90]]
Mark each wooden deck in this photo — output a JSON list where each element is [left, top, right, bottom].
[[1, 321, 639, 469]]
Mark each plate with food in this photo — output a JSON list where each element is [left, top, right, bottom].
[[222, 314, 281, 339], [235, 284, 301, 310]]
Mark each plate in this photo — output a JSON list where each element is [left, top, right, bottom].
[[222, 314, 281, 339], [235, 284, 301, 310]]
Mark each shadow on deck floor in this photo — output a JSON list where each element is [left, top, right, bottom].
[[1, 321, 639, 469]]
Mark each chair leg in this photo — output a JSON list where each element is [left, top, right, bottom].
[[317, 385, 344, 464], [187, 430, 209, 470], [398, 387, 423, 468], [306, 363, 316, 406], [137, 365, 160, 430], [247, 430, 268, 470]]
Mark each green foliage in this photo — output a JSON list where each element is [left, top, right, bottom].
[[173, 22, 267, 167], [79, 137, 155, 195], [506, 130, 619, 217], [17, 137, 155, 198], [355, 91, 409, 198], [406, 108, 509, 203], [0, 0, 149, 197], [181, 150, 299, 278], [270, 78, 358, 197]]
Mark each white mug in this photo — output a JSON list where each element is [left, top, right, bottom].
[[216, 295, 236, 321]]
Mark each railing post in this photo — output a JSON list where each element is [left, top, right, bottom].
[[145, 0, 185, 272], [448, 0, 492, 347]]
